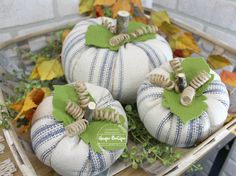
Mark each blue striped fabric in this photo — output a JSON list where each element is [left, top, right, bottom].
[[31, 83, 127, 176], [137, 60, 230, 147], [62, 17, 173, 103]]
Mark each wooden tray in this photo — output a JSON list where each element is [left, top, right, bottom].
[[0, 8, 236, 176]]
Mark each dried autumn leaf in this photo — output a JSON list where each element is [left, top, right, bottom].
[[9, 88, 51, 132], [112, 0, 131, 18], [220, 70, 236, 87], [207, 55, 232, 70], [29, 57, 48, 80], [95, 5, 104, 17], [30, 58, 64, 81], [169, 32, 200, 57], [131, 0, 143, 12], [94, 0, 116, 6], [79, 0, 95, 14], [132, 3, 148, 24], [151, 10, 170, 27], [62, 29, 72, 44], [159, 22, 181, 37]]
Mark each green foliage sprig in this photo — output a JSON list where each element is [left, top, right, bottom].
[[121, 105, 182, 169]]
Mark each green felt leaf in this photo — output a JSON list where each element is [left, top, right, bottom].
[[80, 121, 127, 153], [85, 22, 156, 51], [182, 57, 210, 83], [163, 90, 208, 124], [182, 57, 213, 95], [52, 85, 78, 126]]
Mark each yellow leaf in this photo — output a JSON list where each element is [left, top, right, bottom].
[[62, 29, 72, 44], [79, 0, 95, 14], [159, 22, 181, 37], [37, 59, 64, 81], [29, 57, 48, 80], [220, 70, 236, 87], [9, 100, 24, 113], [169, 32, 200, 57], [10, 88, 47, 132], [15, 96, 37, 121], [225, 115, 236, 124], [41, 87, 51, 97], [232, 129, 236, 136], [151, 10, 171, 27], [94, 0, 116, 6], [207, 55, 232, 70], [112, 0, 131, 18]]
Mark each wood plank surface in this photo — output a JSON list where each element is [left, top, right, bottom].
[[0, 129, 22, 176]]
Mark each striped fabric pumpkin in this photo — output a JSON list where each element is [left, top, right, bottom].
[[61, 18, 173, 104], [137, 59, 229, 147], [31, 83, 127, 176]]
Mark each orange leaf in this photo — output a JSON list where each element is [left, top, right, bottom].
[[131, 2, 148, 24], [220, 70, 236, 87], [9, 100, 24, 113], [94, 0, 116, 6], [207, 55, 232, 70], [112, 0, 131, 18], [95, 5, 104, 17], [11, 88, 46, 126]]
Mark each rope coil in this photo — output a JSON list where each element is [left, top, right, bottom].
[[101, 18, 116, 34], [65, 119, 88, 137], [149, 74, 175, 90], [65, 101, 85, 120], [93, 109, 121, 123], [190, 71, 211, 90], [74, 82, 91, 109], [169, 59, 183, 75]]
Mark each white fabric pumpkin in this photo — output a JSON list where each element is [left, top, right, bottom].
[[31, 83, 127, 176], [137, 60, 229, 147], [61, 18, 173, 104]]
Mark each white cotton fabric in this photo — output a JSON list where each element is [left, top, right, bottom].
[[31, 83, 127, 176], [137, 59, 230, 147], [61, 18, 173, 104]]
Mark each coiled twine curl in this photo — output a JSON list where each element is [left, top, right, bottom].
[[149, 74, 175, 90], [130, 25, 158, 39], [180, 86, 195, 106], [74, 82, 91, 109], [65, 119, 88, 137], [109, 34, 130, 46], [93, 109, 120, 123], [65, 101, 85, 120], [109, 25, 158, 47], [170, 59, 183, 75], [190, 71, 211, 90], [101, 18, 116, 34]]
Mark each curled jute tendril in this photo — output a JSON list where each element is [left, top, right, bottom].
[[169, 59, 183, 76], [109, 25, 158, 47], [130, 25, 158, 39], [93, 109, 121, 123], [149, 74, 175, 90], [65, 101, 85, 120], [190, 71, 211, 90], [109, 34, 130, 46], [65, 119, 88, 137], [74, 82, 91, 109], [101, 18, 116, 34], [180, 86, 196, 106]]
